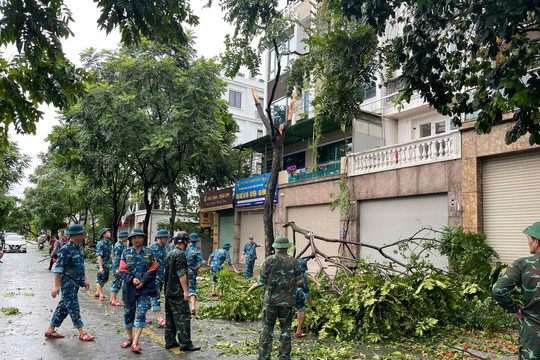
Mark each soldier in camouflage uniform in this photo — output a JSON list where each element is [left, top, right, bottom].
[[163, 232, 201, 351], [165, 234, 176, 253], [208, 242, 239, 297], [118, 229, 158, 353], [94, 227, 113, 301], [45, 224, 95, 341], [109, 230, 129, 306], [257, 235, 302, 360], [493, 221, 540, 360], [150, 229, 170, 327], [241, 235, 261, 279], [186, 232, 205, 314]]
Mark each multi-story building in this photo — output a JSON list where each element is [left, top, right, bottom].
[[234, 0, 540, 271], [220, 74, 266, 145]]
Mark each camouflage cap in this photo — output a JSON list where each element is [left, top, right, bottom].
[[524, 221, 540, 240], [272, 235, 291, 249]]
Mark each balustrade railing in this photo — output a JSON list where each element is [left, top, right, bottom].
[[347, 131, 461, 177]]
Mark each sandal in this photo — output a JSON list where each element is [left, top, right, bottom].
[[99, 295, 106, 302], [79, 332, 95, 341], [145, 319, 152, 325], [131, 344, 142, 352], [295, 333, 307, 338], [158, 319, 166, 328], [109, 300, 124, 306], [121, 339, 133, 348], [211, 293, 217, 297], [93, 293, 99, 298], [45, 331, 64, 339]]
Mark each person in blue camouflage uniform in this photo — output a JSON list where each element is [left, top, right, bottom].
[[45, 224, 95, 341], [208, 242, 239, 297], [150, 229, 170, 327], [118, 229, 158, 353], [109, 230, 129, 306], [186, 232, 205, 314], [256, 236, 302, 360], [165, 236, 175, 254], [94, 227, 113, 301], [493, 221, 540, 360], [241, 235, 261, 279]]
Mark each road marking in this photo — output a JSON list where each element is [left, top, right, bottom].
[[142, 328, 184, 354]]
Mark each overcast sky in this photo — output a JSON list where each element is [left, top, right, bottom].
[[8, 0, 235, 197]]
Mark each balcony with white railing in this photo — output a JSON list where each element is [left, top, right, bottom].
[[347, 131, 461, 177]]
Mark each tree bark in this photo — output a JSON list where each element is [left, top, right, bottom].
[[167, 188, 176, 236], [263, 136, 284, 256]]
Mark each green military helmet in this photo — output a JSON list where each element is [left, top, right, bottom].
[[524, 221, 540, 240], [189, 233, 201, 242], [99, 227, 110, 238], [65, 224, 87, 236], [222, 242, 232, 249], [128, 228, 146, 239], [155, 229, 170, 239], [272, 235, 291, 249], [117, 230, 129, 238]]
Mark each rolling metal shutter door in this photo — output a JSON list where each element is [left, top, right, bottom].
[[359, 194, 449, 269], [239, 211, 266, 265], [287, 204, 341, 273], [483, 150, 540, 264], [218, 209, 235, 252]]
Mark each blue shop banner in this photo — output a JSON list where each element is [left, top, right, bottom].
[[234, 173, 278, 208]]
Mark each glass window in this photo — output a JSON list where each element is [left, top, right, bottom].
[[271, 98, 288, 126], [435, 121, 446, 134], [449, 121, 459, 130], [420, 123, 431, 138], [304, 93, 310, 114], [229, 90, 242, 108], [283, 151, 305, 170], [269, 50, 276, 80], [318, 140, 350, 165], [365, 87, 376, 100], [257, 129, 263, 138]]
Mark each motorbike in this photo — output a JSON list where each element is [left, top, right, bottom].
[[38, 242, 44, 250]]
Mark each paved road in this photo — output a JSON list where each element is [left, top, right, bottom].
[[0, 242, 259, 360]]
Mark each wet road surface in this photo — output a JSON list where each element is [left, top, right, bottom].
[[0, 242, 260, 360]]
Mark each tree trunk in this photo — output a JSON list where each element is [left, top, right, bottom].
[[264, 136, 284, 256], [167, 188, 176, 236], [142, 189, 154, 241]]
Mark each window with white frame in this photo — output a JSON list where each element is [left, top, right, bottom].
[[229, 90, 242, 108], [417, 118, 459, 138]]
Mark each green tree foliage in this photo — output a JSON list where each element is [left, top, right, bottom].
[[0, 142, 29, 190], [329, 0, 540, 145], [201, 227, 516, 341], [51, 40, 244, 236], [286, 2, 377, 129], [0, 0, 197, 147]]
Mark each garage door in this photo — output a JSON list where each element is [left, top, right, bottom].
[[218, 209, 234, 252], [287, 204, 341, 274], [359, 194, 449, 269], [483, 150, 540, 264], [239, 211, 266, 265]]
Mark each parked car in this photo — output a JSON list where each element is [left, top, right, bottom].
[[4, 235, 27, 253]]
